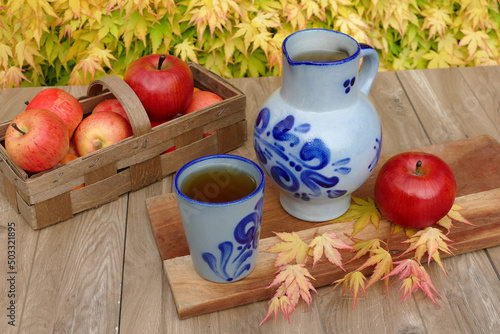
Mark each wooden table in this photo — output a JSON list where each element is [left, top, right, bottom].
[[1, 65, 499, 333]]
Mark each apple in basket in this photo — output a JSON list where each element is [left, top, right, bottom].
[[374, 152, 457, 229], [73, 111, 133, 156], [92, 98, 130, 124], [25, 88, 83, 138], [183, 90, 223, 115], [124, 54, 194, 121], [5, 109, 69, 173]]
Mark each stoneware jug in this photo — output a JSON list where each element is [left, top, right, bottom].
[[253, 29, 382, 222]]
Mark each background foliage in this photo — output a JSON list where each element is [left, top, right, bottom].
[[0, 0, 499, 87]]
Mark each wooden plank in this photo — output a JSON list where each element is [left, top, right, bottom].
[[458, 65, 500, 131], [397, 68, 500, 143], [119, 177, 173, 333], [147, 135, 500, 319], [0, 193, 40, 334], [18, 197, 127, 333], [368, 71, 431, 154]]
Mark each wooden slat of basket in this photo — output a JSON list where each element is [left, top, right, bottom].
[[71, 169, 132, 213], [217, 120, 247, 153]]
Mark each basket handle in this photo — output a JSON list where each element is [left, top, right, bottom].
[[87, 75, 152, 138]]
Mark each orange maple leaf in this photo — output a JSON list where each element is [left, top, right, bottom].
[[266, 232, 310, 266], [260, 284, 295, 325], [308, 232, 353, 269], [401, 227, 454, 273], [261, 264, 316, 325], [383, 259, 442, 306], [356, 248, 393, 289], [332, 271, 368, 311]]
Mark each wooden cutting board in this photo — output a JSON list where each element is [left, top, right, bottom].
[[146, 135, 500, 319]]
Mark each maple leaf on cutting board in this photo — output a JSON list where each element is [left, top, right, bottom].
[[308, 232, 353, 269], [345, 237, 384, 264], [383, 259, 442, 306], [400, 227, 454, 274], [266, 231, 310, 266], [329, 197, 381, 237]]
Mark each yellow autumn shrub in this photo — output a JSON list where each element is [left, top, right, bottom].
[[0, 0, 499, 87]]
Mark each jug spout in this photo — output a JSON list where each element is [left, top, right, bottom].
[[280, 29, 377, 112]]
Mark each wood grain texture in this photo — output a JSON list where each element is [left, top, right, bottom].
[[18, 197, 127, 333], [397, 68, 500, 143]]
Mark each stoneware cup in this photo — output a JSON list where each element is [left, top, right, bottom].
[[174, 154, 265, 283]]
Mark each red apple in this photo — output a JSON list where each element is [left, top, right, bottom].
[[92, 99, 130, 124], [124, 54, 194, 121], [183, 90, 223, 115], [25, 88, 83, 138], [5, 109, 69, 173], [150, 119, 171, 128], [74, 111, 133, 156], [68, 138, 79, 156], [374, 152, 457, 229]]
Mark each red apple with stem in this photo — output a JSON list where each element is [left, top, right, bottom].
[[5, 109, 69, 173], [25, 88, 83, 138], [92, 99, 130, 124], [374, 152, 457, 229], [73, 111, 133, 156], [124, 54, 194, 121]]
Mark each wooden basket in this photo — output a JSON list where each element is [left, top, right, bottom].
[[0, 63, 247, 229]]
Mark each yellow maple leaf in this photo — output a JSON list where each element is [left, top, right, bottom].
[[446, 204, 474, 226], [331, 271, 368, 311], [70, 56, 105, 84], [458, 29, 491, 60], [356, 248, 393, 289], [330, 197, 381, 237], [174, 39, 200, 62], [420, 6, 452, 39], [345, 238, 383, 264], [401, 227, 454, 273], [0, 43, 13, 69], [422, 49, 462, 68], [436, 215, 453, 233], [308, 232, 353, 269], [0, 67, 30, 88], [266, 232, 310, 266]]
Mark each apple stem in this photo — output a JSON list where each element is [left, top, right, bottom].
[[415, 160, 422, 175], [11, 123, 26, 135], [158, 55, 166, 70], [24, 100, 29, 105]]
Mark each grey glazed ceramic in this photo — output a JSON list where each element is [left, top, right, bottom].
[[174, 154, 265, 283]]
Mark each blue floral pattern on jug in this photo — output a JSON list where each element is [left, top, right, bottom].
[[343, 76, 356, 94], [201, 197, 263, 282], [254, 108, 355, 201]]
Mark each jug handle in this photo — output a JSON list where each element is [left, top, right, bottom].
[[358, 44, 380, 96]]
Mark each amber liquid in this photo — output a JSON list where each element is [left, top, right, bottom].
[[292, 49, 350, 62], [181, 167, 257, 203]]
